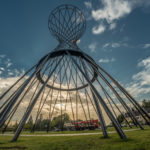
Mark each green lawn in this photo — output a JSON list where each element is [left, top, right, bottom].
[[0, 128, 150, 150], [4, 126, 140, 135]]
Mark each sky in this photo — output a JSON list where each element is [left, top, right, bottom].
[[0, 0, 150, 102]]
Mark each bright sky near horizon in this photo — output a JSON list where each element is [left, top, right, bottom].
[[0, 0, 150, 102]]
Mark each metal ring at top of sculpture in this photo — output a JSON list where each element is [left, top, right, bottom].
[[48, 4, 86, 45]]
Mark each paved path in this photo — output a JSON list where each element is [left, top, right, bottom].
[[1, 128, 140, 137]]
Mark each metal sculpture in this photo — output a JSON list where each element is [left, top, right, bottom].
[[0, 4, 150, 142]]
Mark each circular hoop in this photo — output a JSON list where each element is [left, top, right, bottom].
[[36, 50, 98, 91]]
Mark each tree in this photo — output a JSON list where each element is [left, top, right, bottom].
[[13, 121, 18, 132], [28, 116, 33, 127], [24, 116, 33, 130], [117, 114, 124, 124], [51, 113, 70, 130], [30, 113, 70, 131], [142, 99, 150, 109]]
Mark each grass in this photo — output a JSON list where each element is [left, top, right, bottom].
[[0, 128, 150, 150], [5, 126, 138, 135]]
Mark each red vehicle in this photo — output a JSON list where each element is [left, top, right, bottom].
[[72, 120, 99, 130]]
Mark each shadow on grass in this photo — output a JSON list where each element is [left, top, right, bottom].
[[99, 135, 136, 143], [0, 146, 26, 149], [111, 137, 135, 144], [99, 136, 111, 140]]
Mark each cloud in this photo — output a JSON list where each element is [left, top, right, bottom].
[[130, 0, 150, 8], [111, 42, 120, 48], [102, 41, 128, 49], [143, 44, 150, 49], [126, 57, 150, 97], [6, 59, 12, 68], [0, 74, 99, 122], [91, 0, 131, 34], [88, 42, 97, 52], [92, 0, 131, 22], [0, 55, 99, 122], [133, 57, 150, 86], [0, 54, 24, 77], [0, 54, 6, 58], [0, 76, 20, 93], [103, 43, 110, 48], [99, 57, 116, 63], [88, 0, 150, 34], [77, 39, 81, 44], [84, 1, 92, 9], [109, 22, 116, 30], [0, 67, 5, 71], [92, 24, 105, 34], [0, 66, 5, 75]]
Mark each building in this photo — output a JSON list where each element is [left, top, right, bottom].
[[125, 108, 150, 125]]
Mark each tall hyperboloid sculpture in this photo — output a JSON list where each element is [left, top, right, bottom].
[[0, 4, 150, 142]]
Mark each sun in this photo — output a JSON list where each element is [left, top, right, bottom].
[[56, 103, 65, 110]]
